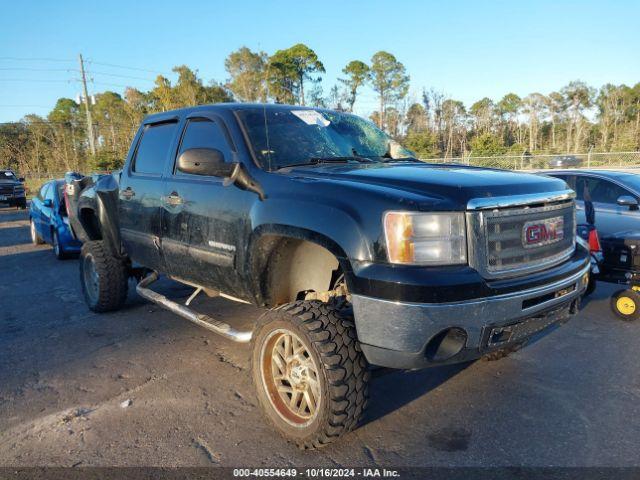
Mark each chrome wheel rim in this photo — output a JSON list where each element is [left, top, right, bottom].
[[260, 329, 321, 427], [30, 220, 36, 243], [53, 232, 59, 256], [82, 254, 99, 303]]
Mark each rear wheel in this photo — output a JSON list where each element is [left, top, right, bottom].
[[80, 240, 129, 312], [251, 301, 369, 449], [30, 219, 43, 245], [611, 289, 640, 321]]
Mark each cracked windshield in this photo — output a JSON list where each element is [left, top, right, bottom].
[[236, 107, 415, 170]]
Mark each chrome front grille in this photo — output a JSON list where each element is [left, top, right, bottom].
[[467, 196, 576, 279], [0, 185, 14, 195]]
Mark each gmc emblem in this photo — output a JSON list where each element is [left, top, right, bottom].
[[522, 216, 564, 248]]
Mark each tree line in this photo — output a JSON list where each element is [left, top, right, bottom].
[[1, 43, 639, 175]]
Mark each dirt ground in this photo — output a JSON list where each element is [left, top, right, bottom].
[[1, 206, 639, 468]]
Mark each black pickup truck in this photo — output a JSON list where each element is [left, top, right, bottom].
[[0, 169, 26, 209], [66, 103, 590, 448]]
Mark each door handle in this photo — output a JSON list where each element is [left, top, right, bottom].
[[121, 187, 135, 199], [165, 192, 183, 205]]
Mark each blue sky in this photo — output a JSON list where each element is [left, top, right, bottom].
[[1, 0, 638, 122]]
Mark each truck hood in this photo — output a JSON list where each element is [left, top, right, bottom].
[[284, 162, 568, 207]]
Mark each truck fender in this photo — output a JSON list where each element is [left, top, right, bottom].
[[249, 199, 371, 263], [73, 174, 123, 257], [246, 200, 371, 304]]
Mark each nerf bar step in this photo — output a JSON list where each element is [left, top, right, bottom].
[[136, 272, 253, 343]]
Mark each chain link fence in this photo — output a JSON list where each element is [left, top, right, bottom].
[[423, 151, 640, 171], [15, 151, 640, 198]]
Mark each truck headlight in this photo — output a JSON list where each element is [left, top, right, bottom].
[[383, 211, 467, 265]]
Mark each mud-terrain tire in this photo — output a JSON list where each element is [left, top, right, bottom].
[[80, 240, 129, 312], [251, 300, 369, 449], [30, 218, 43, 245]]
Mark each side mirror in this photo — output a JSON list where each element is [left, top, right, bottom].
[[177, 148, 236, 177], [617, 195, 639, 210], [43, 199, 53, 208], [18, 177, 25, 182]]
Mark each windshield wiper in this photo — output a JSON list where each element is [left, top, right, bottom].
[[310, 156, 374, 164], [276, 156, 373, 170]]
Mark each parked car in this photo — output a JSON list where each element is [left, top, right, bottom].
[[548, 155, 583, 168], [66, 104, 589, 448], [0, 169, 27, 209], [545, 170, 640, 237], [29, 179, 82, 259]]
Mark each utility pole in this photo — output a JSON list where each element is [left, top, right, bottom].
[[78, 53, 96, 156]]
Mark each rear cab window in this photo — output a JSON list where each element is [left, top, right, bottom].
[[132, 121, 179, 175]]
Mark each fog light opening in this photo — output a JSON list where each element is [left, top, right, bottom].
[[425, 327, 468, 362]]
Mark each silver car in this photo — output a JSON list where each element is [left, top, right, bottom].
[[545, 170, 640, 237]]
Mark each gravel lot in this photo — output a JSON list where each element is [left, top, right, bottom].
[[1, 206, 639, 468]]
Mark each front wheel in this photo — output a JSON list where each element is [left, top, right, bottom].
[[251, 301, 369, 449], [80, 240, 129, 312], [53, 230, 68, 260]]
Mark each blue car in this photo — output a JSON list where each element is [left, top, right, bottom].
[[29, 179, 82, 259]]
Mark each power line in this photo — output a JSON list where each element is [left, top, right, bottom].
[[86, 59, 169, 76], [0, 56, 74, 63], [89, 80, 136, 88], [0, 67, 75, 72], [86, 70, 156, 82], [0, 104, 51, 108], [0, 78, 72, 83]]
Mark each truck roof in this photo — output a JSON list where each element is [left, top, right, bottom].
[[142, 102, 326, 124]]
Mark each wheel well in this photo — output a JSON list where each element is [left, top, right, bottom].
[[252, 235, 342, 307], [79, 208, 102, 240]]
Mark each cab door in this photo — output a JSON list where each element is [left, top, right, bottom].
[[119, 120, 180, 271], [160, 114, 254, 298]]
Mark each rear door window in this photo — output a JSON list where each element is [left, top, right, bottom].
[[577, 176, 632, 204], [132, 122, 179, 175]]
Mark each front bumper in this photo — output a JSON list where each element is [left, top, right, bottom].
[[0, 193, 26, 206], [352, 259, 590, 369]]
